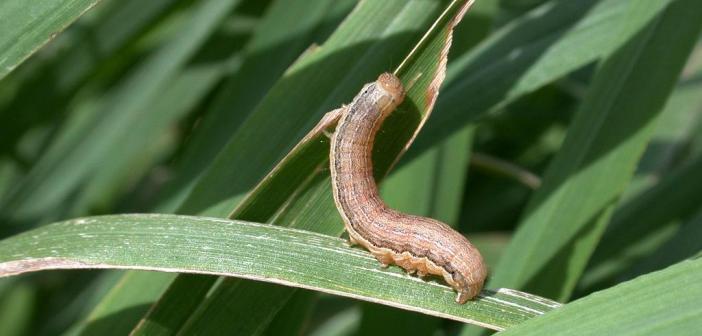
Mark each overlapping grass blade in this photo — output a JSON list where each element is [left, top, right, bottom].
[[155, 0, 356, 212], [0, 280, 33, 336], [485, 0, 702, 304], [63, 272, 175, 336], [0, 0, 180, 156], [581, 61, 702, 290], [580, 154, 702, 293], [412, 0, 675, 156], [73, 61, 230, 216], [0, 0, 243, 224], [621, 209, 702, 282], [626, 64, 702, 193], [308, 306, 360, 336]]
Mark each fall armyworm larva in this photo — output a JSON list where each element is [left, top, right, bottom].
[[330, 73, 487, 303]]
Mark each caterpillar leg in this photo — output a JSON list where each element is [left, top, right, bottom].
[[317, 106, 346, 139], [373, 253, 392, 268]]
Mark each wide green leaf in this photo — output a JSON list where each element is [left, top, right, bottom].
[[498, 257, 702, 335], [0, 214, 560, 331]]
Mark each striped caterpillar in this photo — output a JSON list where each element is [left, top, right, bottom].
[[329, 73, 487, 303]]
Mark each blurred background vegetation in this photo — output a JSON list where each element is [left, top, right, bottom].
[[0, 0, 701, 335]]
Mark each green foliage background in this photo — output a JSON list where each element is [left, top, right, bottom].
[[0, 0, 701, 335]]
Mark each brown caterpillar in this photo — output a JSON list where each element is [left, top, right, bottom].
[[329, 73, 487, 303]]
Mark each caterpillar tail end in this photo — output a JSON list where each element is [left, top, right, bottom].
[[455, 283, 484, 304], [455, 291, 470, 304]]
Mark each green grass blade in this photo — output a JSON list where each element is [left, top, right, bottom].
[[578, 63, 702, 291], [308, 306, 360, 336], [0, 0, 179, 156], [0, 214, 560, 331], [155, 0, 355, 212], [413, 0, 675, 155], [63, 272, 175, 336], [622, 209, 702, 282], [40, 270, 125, 335], [580, 155, 702, 293], [486, 0, 702, 302], [0, 0, 101, 79], [0, 0, 243, 223], [70, 60, 229, 216], [0, 280, 33, 336], [498, 257, 702, 335], [627, 68, 702, 193], [262, 291, 318, 336]]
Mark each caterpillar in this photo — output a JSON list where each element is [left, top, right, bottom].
[[329, 73, 487, 303]]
